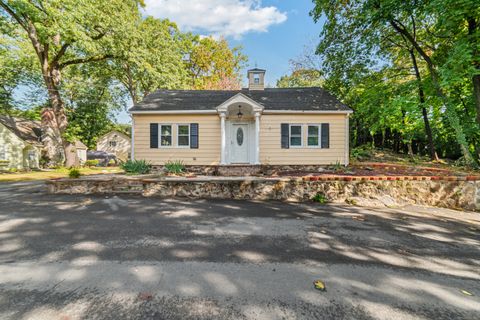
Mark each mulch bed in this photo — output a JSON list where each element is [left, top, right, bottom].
[[275, 162, 480, 181]]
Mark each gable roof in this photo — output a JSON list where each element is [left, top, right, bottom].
[[98, 130, 131, 142], [0, 115, 42, 145], [129, 87, 352, 113]]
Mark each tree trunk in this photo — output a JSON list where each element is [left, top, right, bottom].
[[473, 74, 480, 125], [42, 67, 77, 167], [409, 49, 438, 160], [390, 19, 474, 165]]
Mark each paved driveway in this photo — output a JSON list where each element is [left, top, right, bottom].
[[0, 181, 479, 319]]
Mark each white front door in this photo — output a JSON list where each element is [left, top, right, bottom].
[[231, 123, 249, 163]]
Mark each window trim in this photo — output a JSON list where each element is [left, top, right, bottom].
[[108, 140, 117, 147], [306, 124, 322, 148], [253, 73, 260, 84], [289, 124, 303, 148], [176, 124, 190, 148], [159, 124, 173, 148]]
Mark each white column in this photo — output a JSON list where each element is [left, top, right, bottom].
[[130, 115, 135, 160], [345, 114, 350, 166], [220, 112, 226, 165], [254, 112, 260, 165]]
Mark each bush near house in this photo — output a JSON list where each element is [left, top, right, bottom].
[[121, 159, 152, 175], [84, 160, 100, 167], [164, 160, 185, 175]]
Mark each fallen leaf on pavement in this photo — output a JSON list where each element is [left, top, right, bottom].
[[313, 280, 326, 291], [138, 292, 153, 301], [352, 216, 366, 222], [460, 290, 473, 296]]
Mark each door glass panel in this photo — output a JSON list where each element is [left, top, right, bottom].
[[236, 127, 244, 146]]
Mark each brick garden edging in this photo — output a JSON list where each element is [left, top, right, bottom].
[[46, 176, 480, 212]]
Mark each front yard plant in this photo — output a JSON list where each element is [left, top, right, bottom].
[[121, 159, 152, 175], [312, 192, 328, 204], [84, 160, 99, 167], [68, 168, 81, 179], [164, 160, 185, 175]]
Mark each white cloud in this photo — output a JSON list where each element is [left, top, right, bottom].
[[144, 0, 287, 39]]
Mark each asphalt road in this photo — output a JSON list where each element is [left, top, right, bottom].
[[0, 180, 479, 319]]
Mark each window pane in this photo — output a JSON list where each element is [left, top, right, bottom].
[[290, 125, 301, 135], [178, 125, 189, 135], [161, 125, 171, 135], [308, 136, 319, 146], [161, 136, 172, 146], [178, 136, 189, 146], [290, 137, 301, 146], [308, 125, 319, 136]]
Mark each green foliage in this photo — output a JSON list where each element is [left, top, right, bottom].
[[351, 146, 373, 162], [84, 160, 99, 167], [121, 159, 151, 175], [277, 69, 323, 88], [312, 193, 328, 204], [187, 37, 247, 90], [68, 168, 81, 179], [310, 0, 480, 164], [164, 160, 185, 174]]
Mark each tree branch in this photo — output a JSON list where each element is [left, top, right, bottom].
[[0, 1, 27, 30], [59, 54, 114, 69], [51, 43, 71, 66]]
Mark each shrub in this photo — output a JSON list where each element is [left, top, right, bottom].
[[68, 168, 81, 179], [164, 160, 185, 174], [312, 192, 328, 204], [84, 160, 99, 167], [121, 159, 151, 175], [351, 146, 373, 161]]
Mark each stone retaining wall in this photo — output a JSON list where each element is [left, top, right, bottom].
[[47, 177, 480, 212]]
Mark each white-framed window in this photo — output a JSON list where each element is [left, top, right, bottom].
[[108, 141, 117, 147], [0, 145, 6, 160], [307, 125, 321, 147], [289, 124, 303, 147], [177, 124, 190, 147], [160, 124, 172, 147], [254, 73, 260, 84]]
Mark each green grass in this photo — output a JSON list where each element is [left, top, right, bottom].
[[0, 167, 122, 182]]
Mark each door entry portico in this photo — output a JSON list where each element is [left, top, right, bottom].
[[217, 93, 263, 165]]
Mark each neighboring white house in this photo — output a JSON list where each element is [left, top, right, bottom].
[[74, 140, 88, 165], [96, 130, 131, 161], [0, 115, 43, 170]]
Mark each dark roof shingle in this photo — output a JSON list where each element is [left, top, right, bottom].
[[129, 87, 351, 112], [0, 115, 42, 145]]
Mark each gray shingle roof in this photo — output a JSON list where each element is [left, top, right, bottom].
[[129, 88, 352, 112], [0, 115, 42, 145]]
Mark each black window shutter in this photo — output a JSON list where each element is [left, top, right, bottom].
[[150, 123, 158, 148], [281, 123, 289, 149], [190, 123, 199, 149], [321, 123, 330, 148]]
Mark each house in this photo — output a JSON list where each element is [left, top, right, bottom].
[[0, 115, 43, 170], [129, 68, 352, 167], [74, 140, 88, 164], [96, 130, 131, 161]]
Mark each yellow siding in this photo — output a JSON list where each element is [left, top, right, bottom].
[[0, 123, 41, 169], [133, 114, 221, 165], [259, 114, 347, 165], [97, 131, 131, 161], [133, 113, 348, 166]]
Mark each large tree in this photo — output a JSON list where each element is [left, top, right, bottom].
[[311, 0, 479, 164], [112, 17, 189, 104], [0, 0, 142, 166], [187, 37, 247, 90]]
